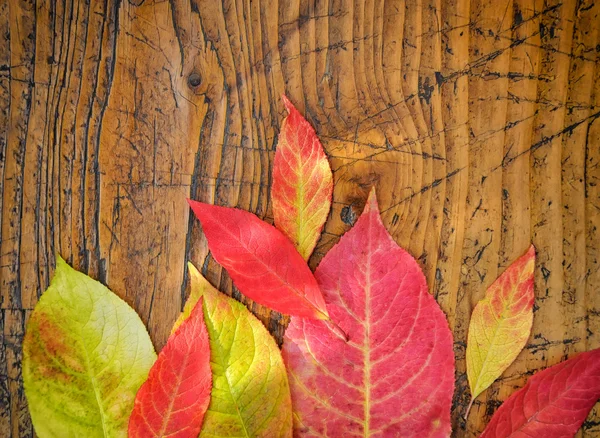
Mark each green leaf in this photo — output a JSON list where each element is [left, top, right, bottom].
[[23, 256, 157, 438], [180, 263, 293, 437]]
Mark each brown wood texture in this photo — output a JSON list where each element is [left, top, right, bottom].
[[1, 0, 599, 436]]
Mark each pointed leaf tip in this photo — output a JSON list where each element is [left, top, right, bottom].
[[172, 263, 215, 334], [54, 254, 69, 272], [281, 94, 294, 113], [363, 187, 379, 214], [55, 253, 66, 264]]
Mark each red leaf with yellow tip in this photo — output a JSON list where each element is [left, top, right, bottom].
[[272, 95, 333, 260], [466, 245, 535, 415], [481, 348, 600, 437], [128, 298, 211, 438], [188, 200, 330, 320], [282, 189, 455, 437]]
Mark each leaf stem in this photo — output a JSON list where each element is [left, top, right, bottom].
[[464, 396, 474, 420]]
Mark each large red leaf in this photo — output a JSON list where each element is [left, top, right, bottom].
[[128, 298, 211, 438], [481, 348, 600, 438], [188, 200, 329, 320], [282, 189, 455, 437], [272, 95, 333, 260]]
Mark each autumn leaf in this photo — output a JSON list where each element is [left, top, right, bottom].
[[272, 95, 333, 260], [22, 256, 156, 438], [178, 263, 293, 437], [481, 348, 600, 437], [187, 199, 329, 320], [465, 245, 535, 416], [128, 297, 212, 438], [170, 264, 216, 335], [282, 189, 455, 437]]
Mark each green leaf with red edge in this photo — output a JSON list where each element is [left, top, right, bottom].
[[128, 297, 212, 438], [178, 263, 293, 437], [282, 189, 455, 437], [187, 199, 330, 321], [481, 348, 600, 437], [23, 256, 156, 438], [272, 95, 333, 260], [466, 245, 535, 414]]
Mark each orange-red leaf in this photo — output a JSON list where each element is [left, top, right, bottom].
[[128, 298, 211, 438], [481, 348, 600, 437], [282, 189, 455, 437], [466, 245, 535, 411], [272, 95, 333, 260], [188, 200, 329, 320]]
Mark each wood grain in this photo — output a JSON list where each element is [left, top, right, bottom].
[[1, 0, 599, 436]]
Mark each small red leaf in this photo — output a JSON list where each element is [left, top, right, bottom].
[[481, 348, 600, 438], [128, 299, 211, 438], [188, 200, 329, 320], [282, 189, 455, 437]]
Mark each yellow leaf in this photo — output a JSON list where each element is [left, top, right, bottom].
[[171, 263, 214, 334], [466, 245, 536, 413]]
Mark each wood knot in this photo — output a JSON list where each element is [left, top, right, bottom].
[[188, 73, 202, 88]]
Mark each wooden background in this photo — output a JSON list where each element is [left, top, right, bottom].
[[1, 0, 599, 436]]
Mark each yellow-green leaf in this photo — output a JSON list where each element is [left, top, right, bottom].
[[171, 264, 215, 334], [466, 245, 536, 412], [178, 263, 292, 437], [23, 256, 156, 438]]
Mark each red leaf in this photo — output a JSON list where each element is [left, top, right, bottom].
[[282, 189, 455, 437], [272, 95, 333, 260], [481, 348, 600, 438], [188, 200, 330, 320], [128, 299, 211, 438]]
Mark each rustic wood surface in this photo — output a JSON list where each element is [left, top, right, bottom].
[[1, 0, 599, 436]]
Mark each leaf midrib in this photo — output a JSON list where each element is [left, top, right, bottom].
[[158, 348, 191, 437], [363, 213, 373, 437], [80, 333, 110, 437], [470, 293, 528, 397], [53, 288, 111, 437], [470, 302, 505, 397], [292, 148, 324, 257]]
